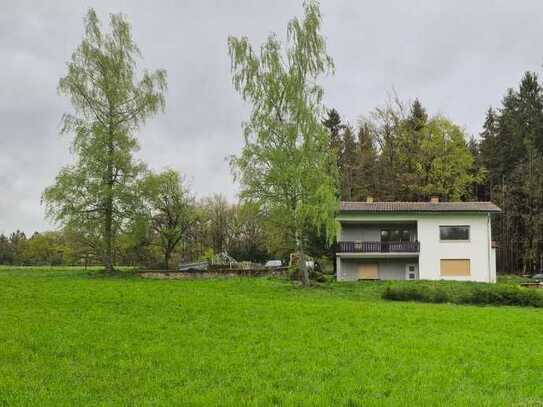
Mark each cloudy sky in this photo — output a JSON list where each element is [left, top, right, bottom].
[[1, 0, 543, 234]]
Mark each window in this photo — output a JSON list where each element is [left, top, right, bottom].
[[381, 229, 412, 242], [439, 225, 470, 241], [440, 259, 471, 276], [357, 263, 379, 280]]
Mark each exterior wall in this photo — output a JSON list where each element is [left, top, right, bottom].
[[336, 212, 496, 283], [337, 258, 418, 281], [417, 214, 494, 283]]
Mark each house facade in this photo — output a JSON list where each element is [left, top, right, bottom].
[[335, 199, 501, 283]]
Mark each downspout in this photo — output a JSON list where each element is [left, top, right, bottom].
[[487, 213, 492, 283], [336, 220, 342, 281]]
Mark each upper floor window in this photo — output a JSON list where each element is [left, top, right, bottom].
[[440, 225, 470, 241], [381, 229, 411, 242]]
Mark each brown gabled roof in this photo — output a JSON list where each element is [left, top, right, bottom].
[[340, 201, 501, 213]]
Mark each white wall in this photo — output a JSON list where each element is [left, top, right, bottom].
[[417, 214, 495, 283]]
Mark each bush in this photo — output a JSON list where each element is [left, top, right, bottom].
[[469, 285, 543, 307], [382, 282, 543, 308]]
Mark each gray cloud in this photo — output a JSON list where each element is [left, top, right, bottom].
[[2, 0, 543, 234]]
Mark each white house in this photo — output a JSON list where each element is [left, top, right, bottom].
[[335, 198, 501, 283]]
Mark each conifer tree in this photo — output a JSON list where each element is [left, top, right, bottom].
[[480, 71, 543, 273]]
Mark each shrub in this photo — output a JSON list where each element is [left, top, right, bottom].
[[468, 285, 543, 307], [382, 282, 543, 308]]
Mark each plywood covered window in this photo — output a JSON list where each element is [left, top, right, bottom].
[[440, 259, 471, 276], [357, 263, 379, 280]]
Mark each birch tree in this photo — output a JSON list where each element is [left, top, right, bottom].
[[43, 9, 167, 272], [228, 0, 338, 286]]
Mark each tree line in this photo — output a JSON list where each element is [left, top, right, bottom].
[[475, 72, 543, 274], [4, 3, 543, 276], [0, 195, 268, 268], [323, 97, 482, 203]]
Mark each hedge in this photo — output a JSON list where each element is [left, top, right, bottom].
[[382, 282, 543, 307]]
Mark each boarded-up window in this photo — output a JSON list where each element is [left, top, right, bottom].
[[357, 263, 379, 279], [440, 259, 470, 276]]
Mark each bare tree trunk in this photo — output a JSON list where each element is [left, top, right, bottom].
[[164, 250, 171, 270]]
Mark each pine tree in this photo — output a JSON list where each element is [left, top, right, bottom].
[[407, 98, 428, 131], [397, 99, 428, 200], [479, 108, 499, 189], [352, 122, 378, 200], [322, 108, 344, 153], [482, 72, 543, 274], [340, 126, 357, 200]]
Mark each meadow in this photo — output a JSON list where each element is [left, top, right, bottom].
[[1, 267, 543, 406]]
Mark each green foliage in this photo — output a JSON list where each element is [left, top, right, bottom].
[[228, 1, 338, 284], [414, 116, 483, 200], [322, 108, 344, 154], [383, 280, 543, 307], [360, 98, 482, 201], [43, 9, 167, 272], [140, 169, 194, 269], [0, 230, 100, 267], [200, 194, 230, 254], [2, 269, 543, 405], [330, 97, 481, 202], [227, 202, 269, 262], [21, 232, 70, 266], [0, 195, 272, 268], [201, 247, 215, 262], [0, 234, 16, 265], [479, 71, 543, 273]]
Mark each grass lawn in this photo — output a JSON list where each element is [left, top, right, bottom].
[[1, 268, 543, 406]]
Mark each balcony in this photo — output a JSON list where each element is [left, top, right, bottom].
[[337, 241, 420, 254]]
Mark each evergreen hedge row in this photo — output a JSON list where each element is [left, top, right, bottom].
[[382, 282, 543, 307]]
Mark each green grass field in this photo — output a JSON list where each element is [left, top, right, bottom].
[[1, 268, 543, 406]]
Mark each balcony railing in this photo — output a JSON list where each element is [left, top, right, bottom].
[[337, 241, 420, 253]]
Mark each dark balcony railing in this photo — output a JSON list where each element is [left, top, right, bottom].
[[337, 241, 420, 253]]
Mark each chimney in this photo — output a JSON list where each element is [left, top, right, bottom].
[[430, 196, 440, 203], [366, 196, 374, 203]]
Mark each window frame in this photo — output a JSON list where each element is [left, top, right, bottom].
[[439, 225, 470, 242], [380, 228, 413, 242]]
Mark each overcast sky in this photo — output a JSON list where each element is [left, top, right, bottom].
[[2, 0, 543, 234]]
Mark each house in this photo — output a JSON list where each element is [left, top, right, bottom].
[[335, 197, 501, 283]]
